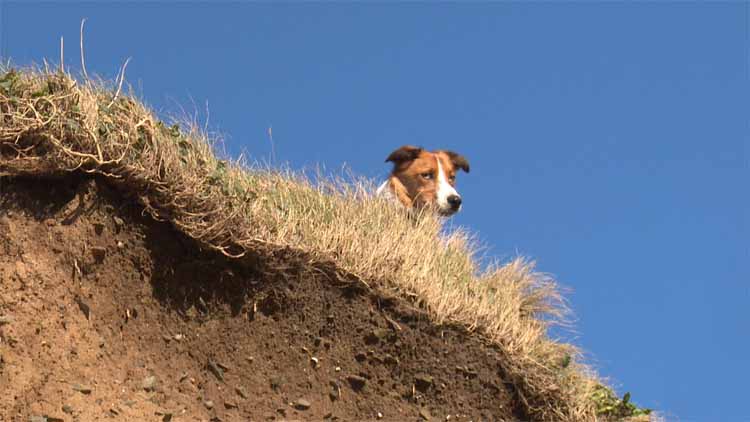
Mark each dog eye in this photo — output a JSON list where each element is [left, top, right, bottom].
[[421, 172, 433, 180], [449, 174, 456, 181]]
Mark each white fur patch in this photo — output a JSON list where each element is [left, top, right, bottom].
[[436, 157, 458, 212]]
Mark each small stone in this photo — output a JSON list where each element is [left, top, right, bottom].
[[174, 334, 184, 341], [207, 359, 224, 382], [365, 328, 390, 344], [334, 366, 341, 372], [117, 241, 125, 249], [186, 303, 197, 317], [74, 296, 90, 320], [236, 386, 248, 399], [415, 374, 434, 391], [311, 357, 320, 368], [224, 400, 238, 409], [72, 384, 92, 394], [383, 354, 400, 365], [294, 398, 311, 410], [62, 405, 74, 414], [329, 380, 341, 401], [29, 416, 47, 422], [204, 400, 214, 410], [113, 216, 125, 228], [90, 247, 106, 263], [456, 365, 478, 377], [377, 412, 383, 419], [346, 375, 367, 391], [419, 407, 432, 421], [142, 375, 157, 392]]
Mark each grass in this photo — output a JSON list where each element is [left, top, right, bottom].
[[0, 63, 652, 421]]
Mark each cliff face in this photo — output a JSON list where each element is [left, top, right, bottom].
[[0, 175, 522, 421]]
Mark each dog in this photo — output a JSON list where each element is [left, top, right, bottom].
[[377, 145, 470, 216]]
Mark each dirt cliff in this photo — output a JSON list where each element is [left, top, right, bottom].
[[0, 174, 522, 421]]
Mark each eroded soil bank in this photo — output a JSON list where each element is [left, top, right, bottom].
[[0, 175, 523, 422]]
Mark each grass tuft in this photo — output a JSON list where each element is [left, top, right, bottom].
[[0, 63, 652, 421]]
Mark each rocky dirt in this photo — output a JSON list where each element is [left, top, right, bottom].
[[0, 175, 524, 422]]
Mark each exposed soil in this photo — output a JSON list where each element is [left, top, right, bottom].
[[0, 175, 523, 422]]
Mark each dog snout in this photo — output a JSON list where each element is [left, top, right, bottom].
[[447, 194, 462, 210]]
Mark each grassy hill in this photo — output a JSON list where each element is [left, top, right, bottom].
[[0, 64, 651, 421]]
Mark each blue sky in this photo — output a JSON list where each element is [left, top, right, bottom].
[[1, 2, 747, 420]]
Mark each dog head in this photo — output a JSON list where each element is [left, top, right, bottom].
[[385, 145, 470, 216]]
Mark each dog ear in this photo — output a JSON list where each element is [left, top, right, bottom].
[[385, 145, 423, 165], [444, 151, 470, 173]]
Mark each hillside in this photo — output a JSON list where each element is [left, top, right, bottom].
[[0, 66, 651, 421], [1, 173, 528, 421]]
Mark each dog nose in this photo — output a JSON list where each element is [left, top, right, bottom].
[[447, 195, 462, 209]]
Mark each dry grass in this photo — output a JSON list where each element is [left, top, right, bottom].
[[0, 64, 651, 421]]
